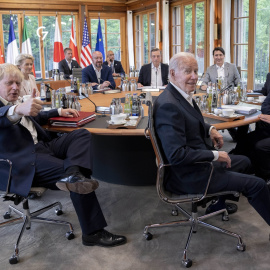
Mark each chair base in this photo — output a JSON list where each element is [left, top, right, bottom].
[[0, 198, 74, 264], [143, 203, 245, 268]]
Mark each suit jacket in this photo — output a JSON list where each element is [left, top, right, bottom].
[[153, 83, 215, 195], [138, 63, 169, 86], [82, 64, 116, 89], [58, 59, 80, 79], [255, 72, 270, 96], [201, 62, 241, 87], [257, 90, 270, 135], [0, 101, 59, 197], [103, 60, 125, 74]]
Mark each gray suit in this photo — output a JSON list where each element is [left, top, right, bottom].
[[201, 62, 240, 88]]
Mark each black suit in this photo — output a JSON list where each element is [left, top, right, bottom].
[[103, 60, 125, 74], [154, 83, 270, 225], [0, 102, 107, 234], [59, 59, 80, 79], [138, 63, 169, 86], [234, 91, 270, 179], [254, 72, 270, 96]]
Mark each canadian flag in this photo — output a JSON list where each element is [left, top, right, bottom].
[[69, 17, 79, 63], [53, 16, 64, 69], [0, 43, 4, 64]]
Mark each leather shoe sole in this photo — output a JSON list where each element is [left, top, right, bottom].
[[56, 179, 99, 194], [205, 202, 238, 215]]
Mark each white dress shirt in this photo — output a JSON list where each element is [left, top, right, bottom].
[[170, 82, 218, 161], [216, 64, 225, 79], [151, 63, 163, 87]]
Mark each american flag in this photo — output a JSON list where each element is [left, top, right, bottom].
[[80, 17, 92, 68]]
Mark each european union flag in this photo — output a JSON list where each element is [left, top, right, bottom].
[[95, 18, 105, 60]]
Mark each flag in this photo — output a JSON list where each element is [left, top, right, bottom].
[[80, 17, 92, 68], [22, 16, 36, 77], [69, 17, 79, 63], [6, 16, 19, 65], [95, 18, 105, 60], [53, 16, 64, 69], [0, 43, 4, 64]]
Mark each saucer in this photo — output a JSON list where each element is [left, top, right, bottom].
[[129, 116, 139, 120], [108, 120, 126, 125]]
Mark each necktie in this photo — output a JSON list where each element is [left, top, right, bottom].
[[111, 62, 114, 73]]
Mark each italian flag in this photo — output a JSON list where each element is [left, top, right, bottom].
[[53, 16, 65, 69], [22, 17, 36, 77]]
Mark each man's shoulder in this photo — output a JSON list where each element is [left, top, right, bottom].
[[161, 63, 169, 68], [59, 59, 66, 65], [141, 63, 151, 70], [114, 60, 122, 64], [103, 61, 109, 66]]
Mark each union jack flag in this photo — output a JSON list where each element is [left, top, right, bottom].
[[80, 17, 92, 68]]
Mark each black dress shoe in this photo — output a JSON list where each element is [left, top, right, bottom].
[[82, 229, 127, 247], [56, 172, 99, 194], [205, 202, 238, 215]]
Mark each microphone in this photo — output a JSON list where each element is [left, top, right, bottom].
[[81, 93, 97, 113], [45, 84, 54, 91], [220, 84, 233, 93], [155, 69, 158, 89]]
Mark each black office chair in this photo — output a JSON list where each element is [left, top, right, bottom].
[[143, 101, 245, 268], [0, 159, 74, 265]]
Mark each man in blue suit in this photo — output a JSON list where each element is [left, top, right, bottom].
[[154, 52, 270, 225], [82, 51, 115, 90], [0, 63, 126, 247]]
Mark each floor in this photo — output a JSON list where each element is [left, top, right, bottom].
[[1, 127, 270, 270]]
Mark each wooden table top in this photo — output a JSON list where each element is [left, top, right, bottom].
[[44, 90, 261, 135]]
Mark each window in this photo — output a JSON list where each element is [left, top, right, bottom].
[[172, 6, 181, 54], [134, 10, 156, 70]]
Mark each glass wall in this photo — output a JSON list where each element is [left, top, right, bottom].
[[184, 4, 192, 53], [172, 6, 181, 55]]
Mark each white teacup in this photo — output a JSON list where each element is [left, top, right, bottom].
[[22, 95, 31, 102], [258, 96, 266, 103], [214, 108, 222, 115], [111, 113, 126, 123], [222, 109, 235, 117], [247, 97, 254, 102]]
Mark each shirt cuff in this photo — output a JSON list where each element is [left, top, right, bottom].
[[7, 105, 22, 123], [209, 126, 216, 136], [57, 108, 62, 116], [212, 150, 219, 161]]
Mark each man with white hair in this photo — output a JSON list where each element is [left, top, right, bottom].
[[153, 52, 270, 225]]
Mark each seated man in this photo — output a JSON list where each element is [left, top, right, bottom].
[[200, 47, 240, 91], [82, 51, 115, 90], [233, 91, 270, 180], [0, 63, 126, 247], [154, 52, 270, 225], [103, 50, 125, 77], [249, 72, 270, 96], [58, 48, 80, 79], [137, 48, 169, 88]]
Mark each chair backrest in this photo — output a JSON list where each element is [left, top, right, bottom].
[[72, 68, 82, 82], [237, 66, 241, 78], [0, 159, 12, 198], [145, 101, 214, 205]]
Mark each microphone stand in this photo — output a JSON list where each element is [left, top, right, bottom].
[[45, 84, 54, 91], [81, 93, 97, 113]]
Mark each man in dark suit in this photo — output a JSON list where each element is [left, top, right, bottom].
[[138, 48, 169, 88], [252, 73, 270, 96], [0, 63, 126, 247], [153, 52, 270, 225], [233, 92, 270, 180], [103, 50, 125, 76], [58, 48, 80, 79], [82, 51, 115, 90]]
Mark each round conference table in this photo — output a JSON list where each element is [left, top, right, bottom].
[[44, 90, 261, 186]]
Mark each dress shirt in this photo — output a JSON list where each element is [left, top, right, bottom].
[[170, 82, 218, 161], [92, 65, 102, 89], [216, 64, 225, 79], [151, 63, 162, 87], [109, 61, 114, 73], [0, 96, 61, 144], [66, 59, 72, 70]]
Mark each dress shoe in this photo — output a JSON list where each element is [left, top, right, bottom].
[[56, 172, 99, 194], [205, 202, 238, 215], [82, 229, 127, 247]]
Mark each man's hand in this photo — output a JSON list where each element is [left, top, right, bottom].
[[137, 83, 143, 88], [100, 81, 111, 89], [60, 108, 80, 118], [210, 128, 224, 149], [91, 82, 98, 87], [259, 114, 270, 124], [15, 89, 43, 116], [112, 73, 120, 77], [217, 151, 231, 168]]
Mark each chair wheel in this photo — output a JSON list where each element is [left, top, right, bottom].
[[237, 243, 246, 252], [3, 212, 11, 219], [66, 231, 75, 240], [9, 255, 19, 264], [144, 232, 153, 241], [222, 213, 229, 221], [171, 209, 178, 216], [182, 259, 192, 268], [55, 209, 63, 216]]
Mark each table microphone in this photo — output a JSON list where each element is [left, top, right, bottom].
[[220, 84, 233, 93], [45, 84, 54, 91], [81, 93, 97, 113]]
